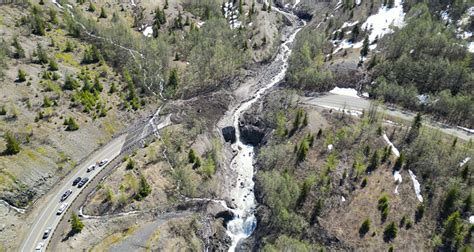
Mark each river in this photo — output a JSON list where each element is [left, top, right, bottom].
[[224, 6, 305, 251]]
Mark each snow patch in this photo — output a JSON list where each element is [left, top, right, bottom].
[[327, 144, 334, 151], [408, 170, 423, 202], [329, 87, 360, 98], [341, 196, 346, 202], [382, 134, 400, 157], [52, 0, 63, 9], [468, 42, 474, 53], [470, 216, 474, 224], [457, 126, 474, 134], [142, 26, 153, 37], [393, 170, 402, 183], [459, 157, 471, 167], [361, 0, 405, 45]]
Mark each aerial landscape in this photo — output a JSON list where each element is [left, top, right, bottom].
[[0, 0, 473, 251]]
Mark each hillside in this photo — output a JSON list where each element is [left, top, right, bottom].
[[0, 0, 472, 251]]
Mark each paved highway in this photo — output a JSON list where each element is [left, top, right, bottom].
[[301, 94, 473, 141], [20, 135, 127, 252]]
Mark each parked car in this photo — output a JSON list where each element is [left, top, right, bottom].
[[98, 159, 109, 167], [42, 227, 52, 239], [77, 177, 89, 188], [35, 242, 45, 251], [87, 164, 96, 172], [57, 202, 68, 215], [60, 189, 72, 202], [72, 177, 81, 186]]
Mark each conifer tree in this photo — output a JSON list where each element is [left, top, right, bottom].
[[4, 132, 21, 155], [17, 69, 27, 82], [71, 213, 84, 233], [406, 113, 422, 144], [99, 7, 107, 18], [360, 35, 369, 57], [12, 37, 25, 59]]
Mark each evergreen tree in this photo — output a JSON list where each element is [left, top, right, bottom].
[[167, 68, 179, 91], [164, 0, 168, 9], [443, 211, 462, 246], [70, 213, 84, 233], [126, 158, 135, 170], [65, 117, 79, 131], [64, 74, 80, 90], [239, 0, 243, 14], [360, 35, 369, 57], [383, 222, 398, 241], [48, 8, 59, 25], [36, 43, 49, 64], [268, 0, 272, 12], [406, 113, 422, 144], [31, 12, 46, 36], [188, 149, 196, 163], [64, 40, 74, 52], [350, 24, 359, 42], [43, 96, 52, 107], [0, 106, 6, 116], [359, 218, 371, 236], [393, 153, 404, 171], [17, 69, 27, 82], [135, 175, 152, 200], [4, 132, 21, 155], [367, 151, 380, 172], [109, 83, 117, 94], [12, 36, 25, 59], [93, 75, 103, 92], [99, 7, 107, 18], [87, 2, 96, 12], [49, 58, 58, 71]]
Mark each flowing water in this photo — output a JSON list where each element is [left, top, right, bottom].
[[225, 9, 305, 251]]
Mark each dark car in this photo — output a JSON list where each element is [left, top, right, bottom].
[[77, 177, 89, 188], [42, 227, 52, 239], [60, 189, 72, 202], [72, 177, 81, 186]]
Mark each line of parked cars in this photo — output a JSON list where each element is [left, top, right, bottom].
[[35, 159, 110, 251]]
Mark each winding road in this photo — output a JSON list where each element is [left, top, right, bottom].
[[20, 135, 127, 252], [301, 94, 473, 141]]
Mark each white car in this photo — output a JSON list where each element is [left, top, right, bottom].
[[57, 202, 68, 215], [86, 164, 96, 172], [98, 159, 109, 167], [35, 242, 44, 251]]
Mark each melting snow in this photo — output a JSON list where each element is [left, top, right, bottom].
[[468, 42, 474, 53], [361, 0, 405, 44], [457, 126, 474, 134], [142, 26, 153, 37], [408, 170, 423, 202], [459, 157, 471, 167], [52, 0, 63, 9], [382, 134, 400, 157], [329, 87, 361, 98], [470, 216, 474, 224], [393, 170, 402, 183]]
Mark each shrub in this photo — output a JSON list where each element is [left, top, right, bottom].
[[70, 213, 84, 233], [188, 149, 196, 163], [126, 159, 135, 170], [12, 36, 25, 59], [4, 132, 21, 155], [49, 58, 58, 71], [99, 7, 107, 18], [359, 218, 371, 236], [64, 117, 79, 131], [63, 74, 80, 90], [17, 69, 27, 82], [383, 222, 398, 241], [36, 43, 49, 64], [415, 204, 425, 223], [378, 195, 389, 221], [135, 175, 151, 200], [42, 96, 52, 107], [0, 106, 6, 115]]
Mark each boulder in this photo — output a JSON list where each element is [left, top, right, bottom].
[[222, 126, 236, 143]]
